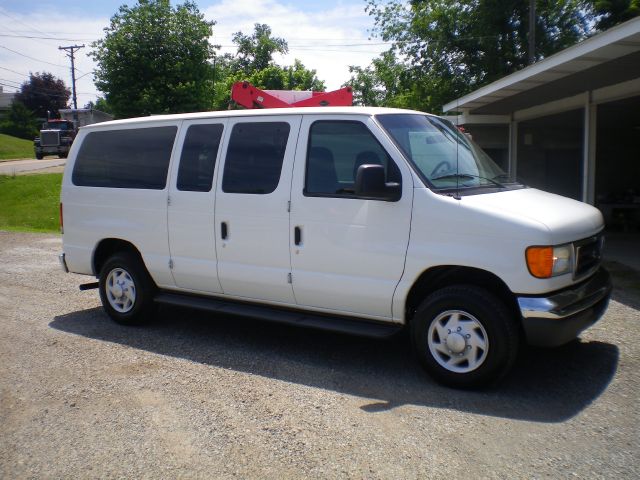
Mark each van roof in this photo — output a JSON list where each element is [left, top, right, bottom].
[[80, 106, 433, 130]]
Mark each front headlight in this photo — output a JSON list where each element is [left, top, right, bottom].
[[526, 244, 574, 278]]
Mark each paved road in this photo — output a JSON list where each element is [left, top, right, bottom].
[[0, 232, 638, 479], [0, 158, 66, 175]]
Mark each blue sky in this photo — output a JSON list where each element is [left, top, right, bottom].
[[5, 0, 339, 16], [0, 0, 390, 106]]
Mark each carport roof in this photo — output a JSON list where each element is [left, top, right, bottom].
[[443, 16, 640, 115]]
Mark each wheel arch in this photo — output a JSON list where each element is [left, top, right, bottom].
[[404, 265, 520, 325], [92, 238, 145, 277]]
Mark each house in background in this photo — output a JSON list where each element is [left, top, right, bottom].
[[443, 16, 640, 231], [0, 86, 16, 119]]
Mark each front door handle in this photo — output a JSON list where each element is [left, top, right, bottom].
[[221, 221, 228, 240], [294, 226, 302, 246]]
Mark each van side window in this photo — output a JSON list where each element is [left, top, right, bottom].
[[72, 126, 177, 189], [222, 122, 290, 194], [305, 121, 401, 197], [177, 124, 223, 192]]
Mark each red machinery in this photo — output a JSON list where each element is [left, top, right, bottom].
[[231, 81, 353, 109]]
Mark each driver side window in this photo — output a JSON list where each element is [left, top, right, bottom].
[[304, 120, 401, 197]]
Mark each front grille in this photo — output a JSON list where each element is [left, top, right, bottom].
[[40, 131, 60, 147], [575, 234, 604, 279]]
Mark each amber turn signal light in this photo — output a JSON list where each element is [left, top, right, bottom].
[[526, 246, 554, 278]]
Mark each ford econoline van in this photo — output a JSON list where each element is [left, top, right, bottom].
[[59, 107, 611, 387]]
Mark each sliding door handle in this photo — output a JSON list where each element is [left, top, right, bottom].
[[221, 221, 228, 240], [294, 226, 302, 246]]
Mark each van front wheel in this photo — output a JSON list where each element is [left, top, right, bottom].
[[411, 285, 519, 388], [98, 252, 156, 325]]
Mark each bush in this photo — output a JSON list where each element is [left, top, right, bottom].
[[0, 101, 38, 140]]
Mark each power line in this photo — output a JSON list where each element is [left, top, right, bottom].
[[0, 77, 21, 86], [0, 33, 95, 42], [0, 81, 18, 90], [0, 34, 391, 46], [1, 67, 93, 92], [76, 71, 93, 80], [0, 65, 28, 76], [0, 44, 69, 69], [0, 78, 72, 97], [0, 7, 53, 38], [0, 81, 70, 99]]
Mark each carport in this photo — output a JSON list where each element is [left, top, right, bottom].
[[443, 17, 640, 234]]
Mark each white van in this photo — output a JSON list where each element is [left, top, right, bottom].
[[59, 107, 611, 387]]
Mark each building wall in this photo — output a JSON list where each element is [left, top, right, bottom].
[[461, 124, 509, 171], [0, 88, 16, 120], [516, 109, 584, 200]]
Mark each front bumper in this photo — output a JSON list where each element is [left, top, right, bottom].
[[517, 267, 612, 347], [36, 146, 70, 155]]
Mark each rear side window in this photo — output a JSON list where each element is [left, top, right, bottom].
[[72, 126, 177, 189], [305, 121, 401, 196], [222, 122, 290, 194], [177, 124, 224, 192]]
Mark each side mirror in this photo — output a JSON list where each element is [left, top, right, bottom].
[[354, 164, 401, 201]]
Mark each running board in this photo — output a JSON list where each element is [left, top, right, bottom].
[[154, 292, 402, 339]]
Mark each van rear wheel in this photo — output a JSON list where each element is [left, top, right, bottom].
[[411, 285, 519, 388], [98, 252, 156, 325]]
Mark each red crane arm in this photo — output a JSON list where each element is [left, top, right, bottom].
[[231, 81, 353, 109]]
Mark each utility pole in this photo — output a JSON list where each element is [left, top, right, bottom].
[[58, 44, 85, 109], [528, 0, 536, 65]]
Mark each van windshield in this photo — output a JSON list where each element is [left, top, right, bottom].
[[376, 113, 522, 192]]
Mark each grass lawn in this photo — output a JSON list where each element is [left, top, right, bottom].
[[0, 133, 34, 161], [0, 173, 61, 233]]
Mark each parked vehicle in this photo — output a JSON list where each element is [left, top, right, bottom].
[[58, 107, 611, 388], [34, 119, 76, 159], [34, 108, 113, 159]]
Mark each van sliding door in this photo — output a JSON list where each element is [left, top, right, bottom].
[[214, 115, 302, 304], [167, 119, 227, 293]]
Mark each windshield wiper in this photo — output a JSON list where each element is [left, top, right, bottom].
[[492, 173, 519, 182], [431, 173, 505, 188]]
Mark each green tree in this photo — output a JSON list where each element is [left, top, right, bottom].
[[0, 101, 39, 139], [247, 60, 325, 91], [283, 59, 325, 91], [346, 51, 413, 107], [211, 25, 325, 110], [15, 72, 70, 119], [232, 23, 289, 72], [90, 0, 216, 118], [84, 97, 114, 114], [590, 0, 640, 29], [365, 0, 593, 112]]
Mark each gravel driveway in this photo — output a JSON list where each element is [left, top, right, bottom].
[[1, 231, 638, 479]]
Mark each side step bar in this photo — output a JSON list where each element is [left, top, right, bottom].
[[154, 292, 402, 339]]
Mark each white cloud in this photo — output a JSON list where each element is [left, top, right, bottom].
[[0, 1, 387, 109], [0, 11, 105, 108], [204, 0, 387, 89]]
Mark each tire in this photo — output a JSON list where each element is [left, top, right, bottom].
[[58, 153, 67, 158], [98, 252, 156, 325], [35, 152, 43, 160], [411, 285, 519, 389]]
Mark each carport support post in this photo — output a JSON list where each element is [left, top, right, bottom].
[[508, 118, 518, 178], [582, 92, 597, 204]]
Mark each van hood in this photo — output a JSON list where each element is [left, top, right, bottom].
[[460, 187, 604, 244]]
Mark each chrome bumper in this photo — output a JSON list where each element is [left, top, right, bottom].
[[517, 268, 612, 347], [58, 253, 69, 273]]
